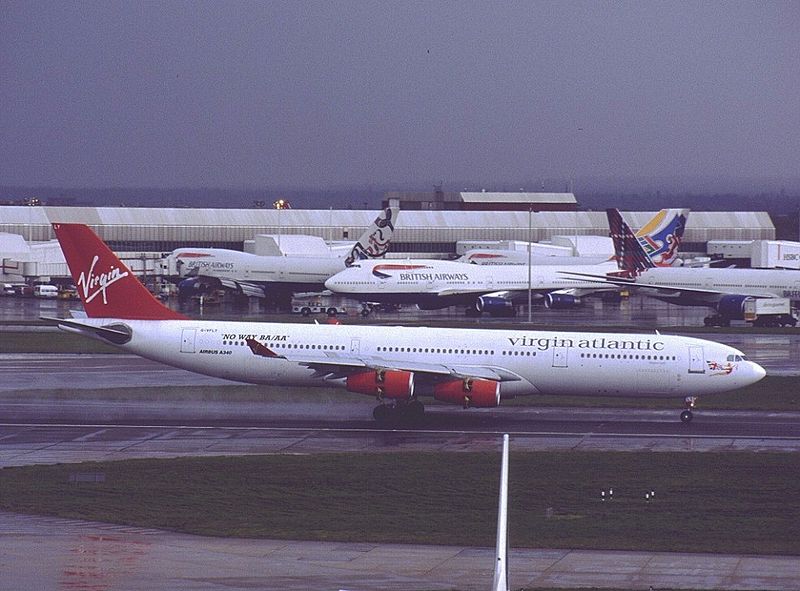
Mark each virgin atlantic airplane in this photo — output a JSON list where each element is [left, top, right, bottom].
[[46, 223, 765, 424]]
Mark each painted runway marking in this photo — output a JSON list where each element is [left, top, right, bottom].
[[2, 423, 800, 441]]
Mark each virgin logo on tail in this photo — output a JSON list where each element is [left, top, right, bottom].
[[78, 255, 130, 304]]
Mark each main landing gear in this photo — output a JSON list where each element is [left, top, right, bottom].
[[680, 396, 697, 424], [372, 399, 425, 424]]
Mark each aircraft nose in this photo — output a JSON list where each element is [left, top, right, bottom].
[[750, 361, 767, 383]]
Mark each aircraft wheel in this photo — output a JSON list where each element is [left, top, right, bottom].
[[373, 405, 391, 423], [680, 409, 693, 424], [406, 399, 425, 420]]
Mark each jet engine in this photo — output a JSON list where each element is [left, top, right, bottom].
[[177, 277, 218, 297], [475, 296, 515, 317], [346, 369, 415, 399], [543, 293, 581, 309], [433, 378, 500, 408], [716, 295, 750, 320]]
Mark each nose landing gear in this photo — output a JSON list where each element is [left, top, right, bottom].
[[680, 396, 697, 423]]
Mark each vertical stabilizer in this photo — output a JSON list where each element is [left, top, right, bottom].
[[345, 207, 399, 266], [607, 209, 658, 276], [52, 223, 187, 320], [633, 208, 689, 266], [492, 434, 510, 591]]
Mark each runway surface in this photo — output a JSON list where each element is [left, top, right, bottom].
[[3, 398, 800, 468], [1, 348, 799, 467], [3, 511, 799, 591], [3, 313, 799, 590]]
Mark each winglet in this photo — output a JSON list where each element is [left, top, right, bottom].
[[246, 338, 283, 358], [52, 223, 187, 320]]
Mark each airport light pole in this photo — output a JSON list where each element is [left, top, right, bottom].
[[527, 206, 532, 323], [273, 198, 289, 249]]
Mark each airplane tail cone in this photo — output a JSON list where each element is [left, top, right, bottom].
[[52, 223, 186, 320]]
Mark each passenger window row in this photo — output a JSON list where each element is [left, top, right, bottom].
[[579, 353, 677, 361]]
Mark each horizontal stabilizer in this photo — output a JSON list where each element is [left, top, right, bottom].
[[41, 316, 133, 345]]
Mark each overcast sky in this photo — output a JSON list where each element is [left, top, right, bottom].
[[2, 1, 798, 191]]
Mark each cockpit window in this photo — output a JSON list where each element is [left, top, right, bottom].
[[727, 354, 747, 362]]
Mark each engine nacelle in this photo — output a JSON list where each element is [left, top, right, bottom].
[[177, 277, 218, 297], [346, 369, 414, 399], [476, 296, 515, 317], [544, 293, 581, 309], [417, 301, 451, 310], [433, 378, 500, 408], [716, 294, 751, 320]]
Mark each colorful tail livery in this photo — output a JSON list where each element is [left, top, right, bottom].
[[344, 207, 399, 267], [52, 223, 186, 320], [631, 208, 688, 267], [609, 208, 687, 275]]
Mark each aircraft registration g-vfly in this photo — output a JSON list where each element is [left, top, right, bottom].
[[563, 209, 800, 327], [324, 209, 689, 316], [165, 207, 398, 304], [47, 223, 764, 424]]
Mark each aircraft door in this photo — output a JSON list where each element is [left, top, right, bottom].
[[180, 328, 197, 353], [688, 345, 705, 373], [350, 338, 361, 354], [552, 347, 568, 368]]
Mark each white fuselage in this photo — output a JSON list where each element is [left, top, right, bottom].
[[171, 248, 348, 287], [324, 259, 618, 304], [69, 319, 764, 400], [630, 266, 800, 304], [461, 249, 610, 266]]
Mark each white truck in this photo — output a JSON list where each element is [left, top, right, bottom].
[[743, 298, 797, 327], [291, 293, 348, 317], [706, 296, 797, 327]]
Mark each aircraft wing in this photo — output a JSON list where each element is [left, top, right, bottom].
[[558, 271, 779, 300], [245, 338, 522, 382], [217, 278, 267, 298]]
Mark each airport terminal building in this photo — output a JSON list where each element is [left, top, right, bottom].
[[0, 193, 780, 282]]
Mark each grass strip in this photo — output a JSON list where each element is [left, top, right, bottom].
[[1, 452, 798, 555]]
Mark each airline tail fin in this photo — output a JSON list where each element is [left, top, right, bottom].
[[633, 208, 689, 266], [52, 223, 187, 320], [607, 209, 656, 276], [344, 207, 399, 267], [491, 434, 510, 591]]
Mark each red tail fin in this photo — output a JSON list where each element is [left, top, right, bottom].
[[52, 223, 186, 320]]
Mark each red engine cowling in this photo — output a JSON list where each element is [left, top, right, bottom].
[[433, 378, 500, 408], [346, 369, 414, 399]]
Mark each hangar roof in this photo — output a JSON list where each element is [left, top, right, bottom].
[[0, 206, 776, 245], [459, 192, 576, 204]]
